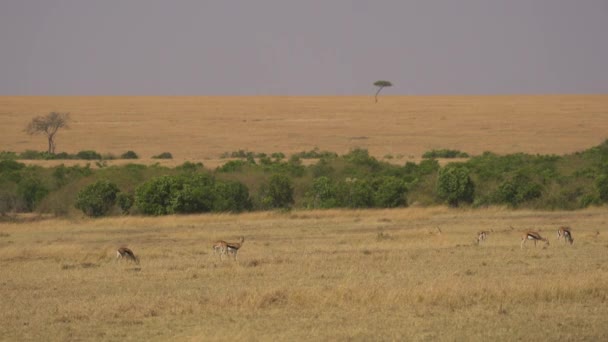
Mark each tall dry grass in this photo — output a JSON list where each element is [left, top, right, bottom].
[[1, 207, 607, 340]]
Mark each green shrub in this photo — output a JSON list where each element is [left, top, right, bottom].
[[152, 152, 173, 159], [343, 148, 381, 170], [260, 174, 294, 209], [177, 161, 203, 172], [422, 149, 469, 159], [0, 151, 18, 160], [337, 178, 373, 208], [212, 181, 251, 212], [116, 192, 134, 214], [217, 160, 247, 173], [307, 176, 338, 209], [17, 177, 49, 211], [134, 174, 216, 215], [293, 148, 338, 159], [75, 180, 120, 217], [494, 175, 542, 207], [120, 151, 139, 159], [372, 176, 407, 208], [271, 152, 286, 160], [436, 165, 475, 207], [19, 150, 56, 160], [595, 174, 608, 202], [75, 150, 102, 160], [134, 176, 178, 215], [0, 159, 25, 173]]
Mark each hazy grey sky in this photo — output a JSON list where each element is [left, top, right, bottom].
[[1, 0, 607, 95]]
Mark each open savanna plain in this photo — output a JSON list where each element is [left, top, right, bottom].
[[1, 208, 608, 341], [2, 95, 608, 341]]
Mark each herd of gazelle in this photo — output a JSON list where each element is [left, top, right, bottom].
[[476, 226, 575, 248], [115, 226, 577, 264]]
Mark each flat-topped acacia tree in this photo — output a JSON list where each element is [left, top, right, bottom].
[[373, 80, 393, 103]]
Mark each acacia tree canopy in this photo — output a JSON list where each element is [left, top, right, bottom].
[[373, 80, 393, 103], [25, 112, 70, 154]]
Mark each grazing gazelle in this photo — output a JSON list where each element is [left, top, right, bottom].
[[520, 231, 550, 249], [226, 236, 245, 261], [557, 226, 574, 245], [476, 231, 490, 244], [116, 247, 140, 264]]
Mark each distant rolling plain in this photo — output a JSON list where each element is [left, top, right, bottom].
[[1, 95, 608, 166], [1, 95, 608, 340]]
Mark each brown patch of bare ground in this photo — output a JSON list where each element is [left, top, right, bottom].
[[1, 207, 607, 340]]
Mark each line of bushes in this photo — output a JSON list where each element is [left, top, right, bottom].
[[0, 149, 142, 160], [2, 140, 608, 217]]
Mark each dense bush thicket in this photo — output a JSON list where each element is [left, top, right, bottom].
[[3, 140, 608, 217]]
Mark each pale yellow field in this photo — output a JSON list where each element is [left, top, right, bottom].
[[1, 96, 608, 168], [1, 208, 607, 341]]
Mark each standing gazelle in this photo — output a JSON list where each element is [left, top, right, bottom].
[[476, 231, 490, 244], [520, 231, 550, 249], [213, 236, 245, 261], [557, 226, 574, 245], [226, 236, 245, 261], [116, 247, 140, 264]]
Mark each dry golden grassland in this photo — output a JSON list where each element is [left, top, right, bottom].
[[1, 208, 607, 341], [1, 95, 608, 168]]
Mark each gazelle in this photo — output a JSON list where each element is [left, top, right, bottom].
[[476, 231, 489, 244], [520, 231, 550, 249], [212, 240, 228, 260], [226, 236, 245, 261], [557, 226, 574, 245], [116, 247, 140, 264], [212, 236, 245, 261]]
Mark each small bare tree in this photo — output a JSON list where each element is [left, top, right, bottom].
[[25, 112, 70, 154], [373, 80, 393, 103]]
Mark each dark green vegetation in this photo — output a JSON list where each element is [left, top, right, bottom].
[[2, 140, 608, 217], [0, 149, 143, 161]]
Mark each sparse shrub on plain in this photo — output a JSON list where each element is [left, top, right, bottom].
[[120, 151, 139, 159], [75, 180, 120, 217], [292, 148, 338, 159], [152, 152, 173, 159], [75, 150, 102, 160]]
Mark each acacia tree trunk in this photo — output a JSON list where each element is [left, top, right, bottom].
[[375, 86, 384, 103], [47, 134, 56, 154]]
